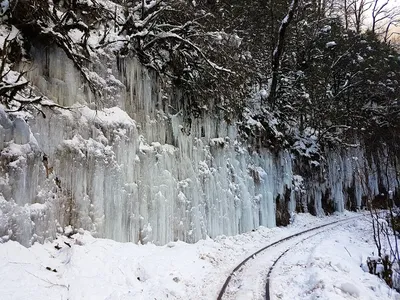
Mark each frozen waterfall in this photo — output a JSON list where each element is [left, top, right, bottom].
[[0, 46, 396, 246]]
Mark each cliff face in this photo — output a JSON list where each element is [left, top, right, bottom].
[[0, 45, 397, 247]]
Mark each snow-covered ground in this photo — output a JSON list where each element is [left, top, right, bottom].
[[0, 212, 398, 300], [271, 218, 399, 300]]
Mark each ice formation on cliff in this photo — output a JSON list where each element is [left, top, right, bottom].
[[0, 45, 396, 247]]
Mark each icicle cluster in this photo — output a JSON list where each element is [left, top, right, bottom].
[[0, 47, 396, 246]]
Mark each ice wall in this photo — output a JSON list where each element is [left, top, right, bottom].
[[0, 47, 397, 246], [298, 147, 392, 215]]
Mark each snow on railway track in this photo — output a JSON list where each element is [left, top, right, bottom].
[[1, 212, 396, 300], [269, 216, 399, 300], [217, 215, 365, 300]]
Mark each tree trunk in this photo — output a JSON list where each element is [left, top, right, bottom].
[[268, 0, 299, 107]]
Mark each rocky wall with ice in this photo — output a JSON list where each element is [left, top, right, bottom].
[[296, 146, 398, 215], [0, 47, 397, 246]]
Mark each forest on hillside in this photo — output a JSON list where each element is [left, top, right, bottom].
[[1, 0, 400, 162]]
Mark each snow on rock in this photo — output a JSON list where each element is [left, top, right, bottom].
[[0, 0, 8, 15], [326, 41, 337, 48], [293, 175, 304, 192], [64, 225, 74, 236], [321, 25, 332, 33]]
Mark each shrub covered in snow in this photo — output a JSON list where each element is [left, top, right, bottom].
[[365, 209, 400, 292]]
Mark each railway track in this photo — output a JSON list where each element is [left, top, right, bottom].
[[217, 215, 364, 300], [264, 228, 336, 300]]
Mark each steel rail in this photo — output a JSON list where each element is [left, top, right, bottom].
[[217, 215, 363, 300], [264, 226, 341, 300]]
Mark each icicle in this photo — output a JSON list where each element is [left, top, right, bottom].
[[2, 46, 396, 247]]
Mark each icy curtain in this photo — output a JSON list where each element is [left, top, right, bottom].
[[0, 47, 396, 246]]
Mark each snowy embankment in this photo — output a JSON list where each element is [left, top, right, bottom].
[[0, 212, 398, 300]]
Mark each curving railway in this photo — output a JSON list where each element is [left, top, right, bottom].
[[217, 215, 365, 300]]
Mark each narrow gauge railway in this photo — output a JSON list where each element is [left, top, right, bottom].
[[217, 215, 364, 300]]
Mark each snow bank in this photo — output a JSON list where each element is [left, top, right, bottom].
[[0, 214, 398, 300]]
